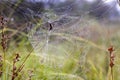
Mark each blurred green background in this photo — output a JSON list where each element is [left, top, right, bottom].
[[0, 0, 120, 80]]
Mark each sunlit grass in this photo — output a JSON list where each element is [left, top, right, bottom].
[[0, 1, 120, 79], [0, 18, 119, 80]]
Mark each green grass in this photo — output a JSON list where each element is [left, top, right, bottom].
[[1, 0, 120, 79], [1, 13, 120, 80]]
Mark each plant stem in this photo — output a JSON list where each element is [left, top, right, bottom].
[[111, 67, 113, 80], [3, 50, 6, 80], [2, 29, 6, 80]]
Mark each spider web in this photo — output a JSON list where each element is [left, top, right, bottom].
[[27, 0, 120, 66], [1, 0, 120, 70]]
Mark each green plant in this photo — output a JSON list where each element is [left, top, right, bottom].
[[0, 15, 8, 80], [0, 16, 34, 80]]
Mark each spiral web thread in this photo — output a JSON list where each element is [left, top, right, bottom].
[[2, 0, 120, 69], [27, 0, 120, 67]]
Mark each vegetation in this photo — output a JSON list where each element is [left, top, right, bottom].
[[0, 0, 120, 80]]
